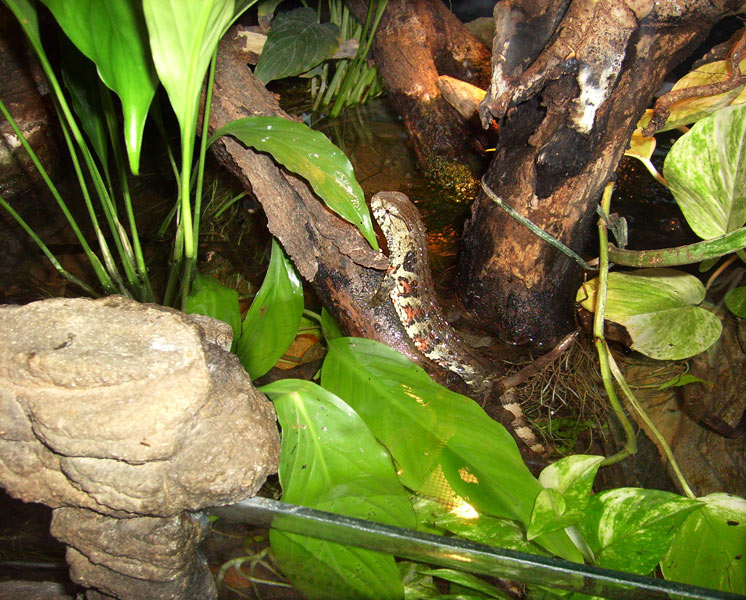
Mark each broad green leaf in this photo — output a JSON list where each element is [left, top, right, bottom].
[[184, 272, 241, 349], [212, 116, 379, 249], [661, 493, 746, 594], [699, 257, 720, 272], [659, 58, 746, 131], [529, 458, 598, 550], [262, 379, 413, 600], [624, 130, 655, 162], [432, 596, 493, 599], [298, 313, 322, 337], [632, 58, 746, 136], [143, 0, 233, 142], [623, 130, 664, 185], [524, 589, 573, 600], [527, 488, 574, 541], [578, 488, 701, 574], [258, 0, 285, 17], [664, 103, 746, 240], [255, 7, 340, 83], [269, 531, 403, 600], [657, 373, 709, 390], [236, 238, 303, 378], [725, 286, 746, 317], [411, 494, 451, 535], [321, 337, 583, 562], [257, 0, 286, 31], [538, 455, 603, 511], [41, 0, 157, 175], [578, 269, 722, 360], [399, 561, 440, 599]]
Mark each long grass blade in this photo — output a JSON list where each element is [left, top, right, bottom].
[[0, 195, 99, 297], [0, 97, 116, 294]]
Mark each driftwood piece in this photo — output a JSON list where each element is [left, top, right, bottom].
[[208, 28, 449, 375], [436, 75, 487, 124], [457, 0, 744, 345], [345, 0, 492, 164]]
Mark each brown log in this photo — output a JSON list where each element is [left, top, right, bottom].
[[344, 0, 492, 165], [207, 28, 470, 388], [457, 0, 744, 346]]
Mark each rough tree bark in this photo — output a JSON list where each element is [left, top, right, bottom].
[[208, 31, 478, 395], [345, 0, 742, 346], [344, 0, 493, 165], [456, 0, 745, 345]]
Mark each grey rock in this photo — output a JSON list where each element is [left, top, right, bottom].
[[0, 296, 280, 516], [0, 296, 282, 599], [52, 508, 215, 600]]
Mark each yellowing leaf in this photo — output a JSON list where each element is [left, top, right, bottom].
[[578, 269, 721, 360], [664, 104, 746, 240]]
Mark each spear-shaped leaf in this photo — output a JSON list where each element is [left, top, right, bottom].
[[41, 0, 157, 174]]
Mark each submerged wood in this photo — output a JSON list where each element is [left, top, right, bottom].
[[344, 0, 492, 164]]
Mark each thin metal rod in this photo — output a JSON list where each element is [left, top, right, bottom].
[[208, 497, 742, 600]]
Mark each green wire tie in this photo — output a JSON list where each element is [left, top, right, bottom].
[[481, 177, 597, 271]]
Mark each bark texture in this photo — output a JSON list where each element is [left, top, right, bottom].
[[457, 0, 744, 345], [345, 0, 492, 165], [209, 30, 468, 387]]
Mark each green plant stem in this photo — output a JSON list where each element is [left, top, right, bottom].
[[101, 85, 154, 302], [481, 178, 596, 271], [163, 202, 185, 308], [193, 49, 219, 256], [179, 145, 195, 264], [329, 0, 387, 117], [55, 110, 131, 296], [357, 0, 388, 66], [176, 50, 220, 312], [180, 257, 197, 310], [303, 309, 323, 324], [0, 98, 116, 294], [214, 192, 247, 219], [151, 100, 182, 245], [1, 5, 130, 293], [37, 31, 139, 293], [174, 135, 196, 311], [0, 195, 99, 297], [605, 348, 696, 498], [594, 183, 637, 467], [638, 156, 668, 188], [175, 105, 198, 309], [608, 225, 746, 267]]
